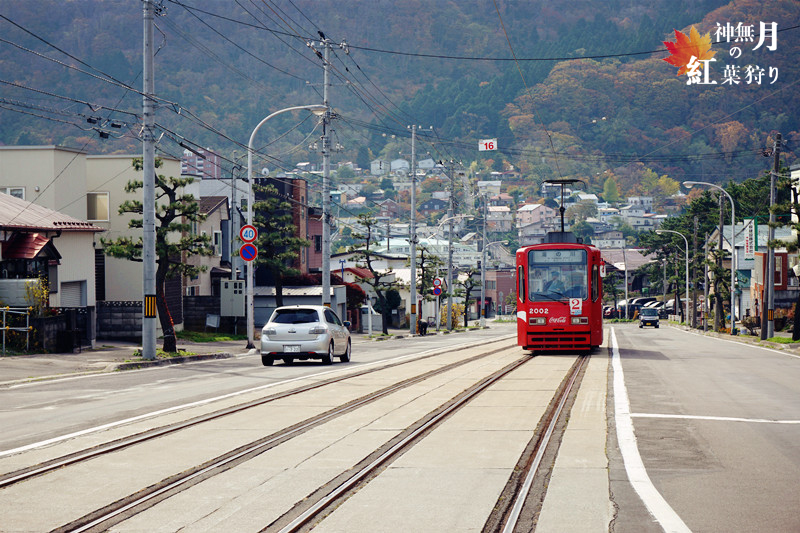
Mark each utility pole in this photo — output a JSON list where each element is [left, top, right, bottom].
[[141, 0, 156, 361], [321, 39, 332, 308], [230, 151, 238, 281], [447, 162, 455, 330], [409, 125, 417, 335], [480, 195, 487, 327], [766, 133, 781, 338], [704, 235, 709, 332], [692, 216, 698, 328], [622, 246, 628, 319], [715, 195, 724, 332]]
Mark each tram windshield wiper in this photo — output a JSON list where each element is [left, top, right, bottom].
[[531, 292, 568, 303]]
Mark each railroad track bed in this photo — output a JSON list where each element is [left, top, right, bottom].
[[0, 338, 601, 532]]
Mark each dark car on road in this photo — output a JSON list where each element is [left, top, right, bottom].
[[639, 307, 660, 328]]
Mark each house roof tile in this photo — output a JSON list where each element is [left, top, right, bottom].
[[0, 193, 104, 232]]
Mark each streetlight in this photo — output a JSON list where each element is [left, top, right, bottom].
[[656, 229, 689, 324], [246, 104, 328, 349], [480, 239, 508, 327], [434, 214, 473, 330], [683, 181, 736, 334]]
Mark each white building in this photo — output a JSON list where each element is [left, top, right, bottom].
[[477, 180, 502, 197]]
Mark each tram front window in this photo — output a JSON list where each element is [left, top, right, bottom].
[[528, 249, 587, 301]]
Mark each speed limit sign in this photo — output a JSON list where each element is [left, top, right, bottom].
[[433, 277, 442, 287], [240, 225, 257, 243]]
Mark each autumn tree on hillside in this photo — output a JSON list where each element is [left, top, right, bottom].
[[102, 158, 213, 353]]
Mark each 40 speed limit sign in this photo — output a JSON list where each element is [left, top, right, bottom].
[[239, 225, 257, 243]]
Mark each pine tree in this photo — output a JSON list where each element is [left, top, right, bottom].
[[101, 158, 213, 353], [252, 183, 310, 307]]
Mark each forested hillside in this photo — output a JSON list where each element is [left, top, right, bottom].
[[0, 0, 797, 199]]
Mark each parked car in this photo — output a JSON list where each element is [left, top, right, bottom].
[[639, 307, 660, 328], [260, 305, 351, 366], [603, 305, 619, 319]]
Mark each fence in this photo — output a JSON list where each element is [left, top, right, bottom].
[[0, 307, 32, 355]]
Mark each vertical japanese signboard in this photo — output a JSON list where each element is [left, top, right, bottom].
[[744, 217, 757, 260]]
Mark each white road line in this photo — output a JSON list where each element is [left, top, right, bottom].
[[632, 413, 800, 424], [0, 338, 509, 458], [611, 327, 691, 533]]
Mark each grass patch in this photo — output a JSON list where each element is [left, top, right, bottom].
[[132, 348, 198, 359], [176, 330, 248, 343], [764, 336, 800, 344]]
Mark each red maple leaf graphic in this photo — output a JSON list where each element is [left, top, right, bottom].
[[663, 26, 716, 76]]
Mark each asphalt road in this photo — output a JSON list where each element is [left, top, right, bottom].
[[610, 323, 800, 533]]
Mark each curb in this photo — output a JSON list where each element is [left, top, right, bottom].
[[112, 352, 235, 371]]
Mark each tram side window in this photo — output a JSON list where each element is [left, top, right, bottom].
[[591, 264, 599, 301], [518, 266, 525, 303]]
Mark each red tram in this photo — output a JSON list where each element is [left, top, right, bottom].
[[516, 240, 604, 353]]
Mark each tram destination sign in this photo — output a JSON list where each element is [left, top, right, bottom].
[[530, 249, 585, 264]]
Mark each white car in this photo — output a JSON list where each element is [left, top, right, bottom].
[[260, 305, 351, 366]]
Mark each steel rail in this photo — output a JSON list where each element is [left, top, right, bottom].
[[500, 354, 589, 532], [274, 355, 533, 533], [1, 337, 514, 489]]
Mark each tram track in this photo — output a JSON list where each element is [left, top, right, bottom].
[[1, 342, 593, 532], [0, 340, 518, 531], [0, 337, 514, 488]]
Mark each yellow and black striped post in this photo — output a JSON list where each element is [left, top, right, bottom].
[[144, 295, 157, 318]]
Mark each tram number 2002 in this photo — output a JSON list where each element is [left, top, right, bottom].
[[529, 307, 549, 314]]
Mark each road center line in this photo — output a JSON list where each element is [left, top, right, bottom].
[[611, 327, 691, 533]]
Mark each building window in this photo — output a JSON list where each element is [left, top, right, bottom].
[[314, 235, 322, 252], [87, 192, 110, 221], [213, 231, 222, 256], [0, 187, 24, 200]]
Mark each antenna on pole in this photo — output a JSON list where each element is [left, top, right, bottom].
[[543, 178, 585, 232]]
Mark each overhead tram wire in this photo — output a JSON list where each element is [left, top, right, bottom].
[[164, 1, 305, 83], [492, 0, 563, 181], [163, 2, 800, 63]]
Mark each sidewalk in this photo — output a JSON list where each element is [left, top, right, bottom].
[[0, 324, 496, 387], [0, 339, 252, 386]]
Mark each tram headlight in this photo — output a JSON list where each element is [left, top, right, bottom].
[[529, 317, 546, 325], [571, 317, 589, 325]]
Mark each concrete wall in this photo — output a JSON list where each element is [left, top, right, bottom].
[[0, 279, 39, 306], [96, 301, 142, 342]]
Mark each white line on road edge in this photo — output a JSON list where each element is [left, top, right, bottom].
[[0, 337, 514, 458], [611, 327, 691, 533], [632, 413, 800, 424]]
